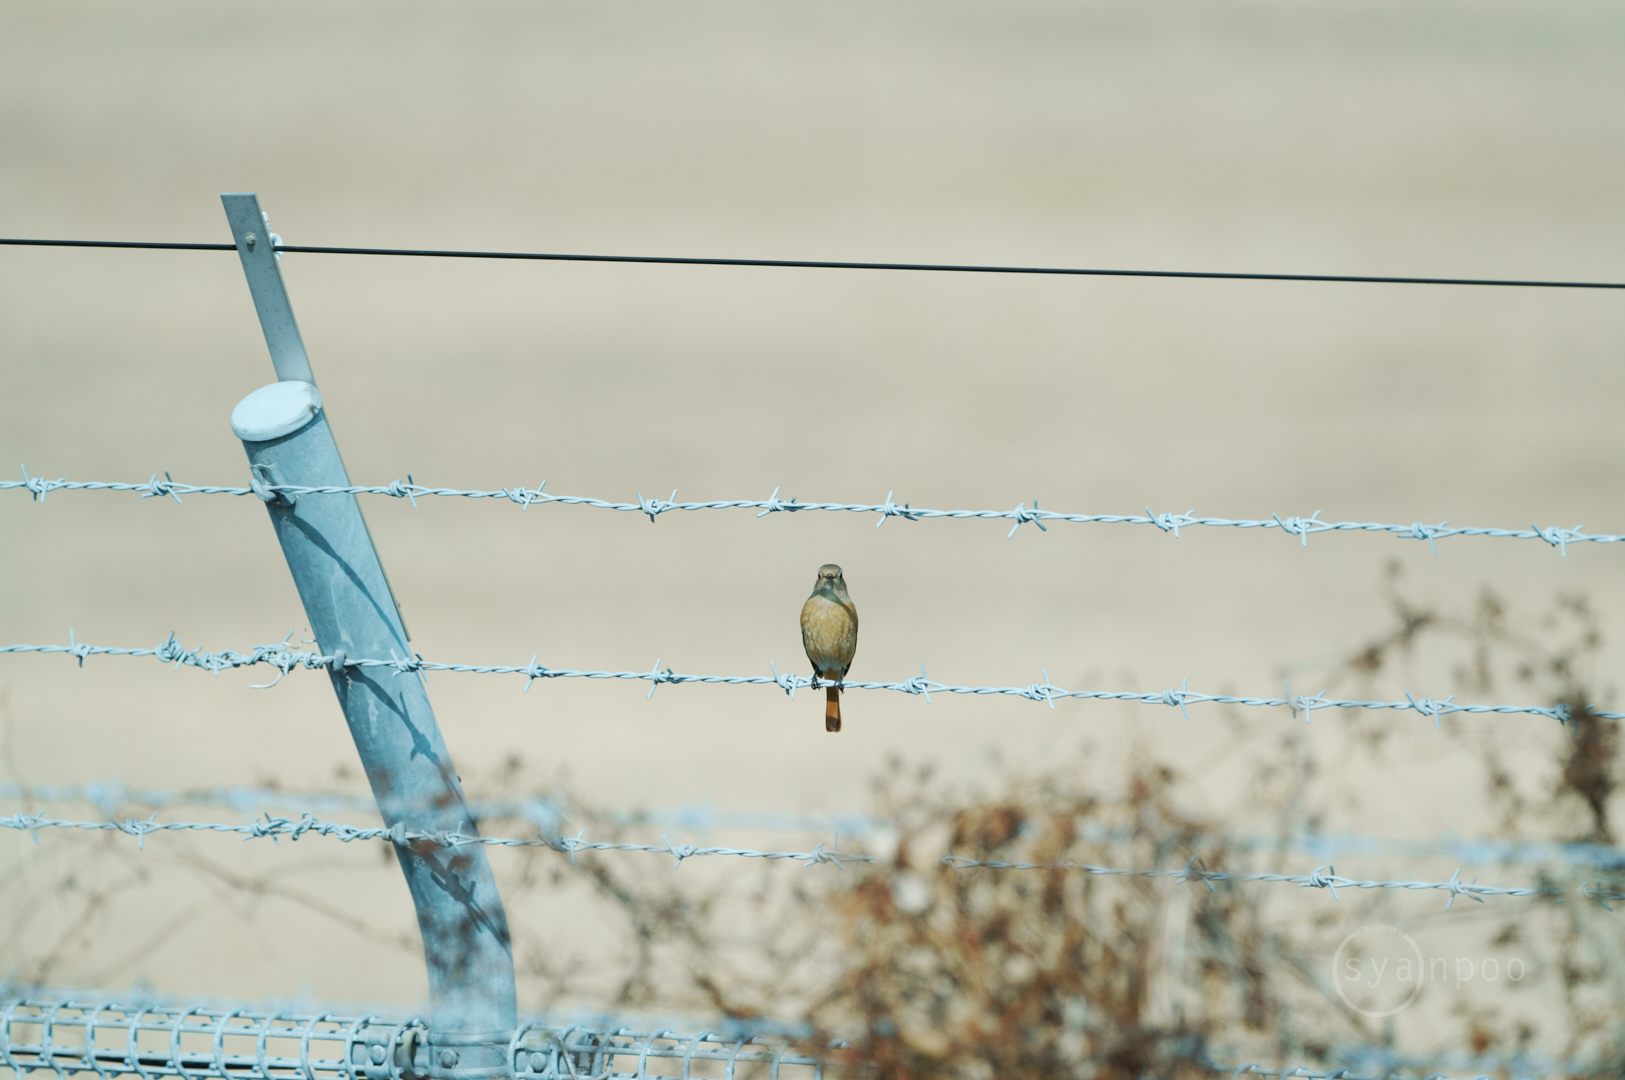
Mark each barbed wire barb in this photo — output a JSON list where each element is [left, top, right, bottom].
[[1164, 678, 1195, 721], [756, 485, 803, 517], [1405, 691, 1455, 731], [1533, 521, 1584, 557], [875, 490, 919, 529], [1146, 506, 1197, 537], [903, 664, 933, 702], [1285, 682, 1331, 723], [144, 471, 184, 503], [1442, 868, 1488, 911], [1173, 855, 1218, 893], [1273, 511, 1325, 546], [1409, 519, 1448, 555], [1301, 865, 1341, 900]]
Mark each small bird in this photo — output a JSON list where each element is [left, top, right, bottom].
[[800, 563, 858, 732]]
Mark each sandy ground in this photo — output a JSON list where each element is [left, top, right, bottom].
[[2, 0, 1624, 1049]]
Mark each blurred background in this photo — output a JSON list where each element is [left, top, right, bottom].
[[3, 1, 1624, 1071]]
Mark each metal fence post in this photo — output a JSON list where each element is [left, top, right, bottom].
[[220, 194, 517, 1075]]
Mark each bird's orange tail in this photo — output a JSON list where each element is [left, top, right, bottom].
[[825, 687, 842, 733]]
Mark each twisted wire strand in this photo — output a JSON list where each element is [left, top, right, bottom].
[[2, 470, 1608, 555], [0, 811, 859, 868], [2, 811, 1618, 912], [0, 780, 569, 831], [0, 635, 1596, 724], [7, 779, 1625, 870]]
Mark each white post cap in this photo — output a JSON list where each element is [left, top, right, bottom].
[[231, 381, 323, 442]]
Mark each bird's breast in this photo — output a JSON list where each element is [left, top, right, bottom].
[[800, 594, 858, 674]]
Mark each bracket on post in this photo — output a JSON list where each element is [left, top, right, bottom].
[[222, 193, 316, 384]]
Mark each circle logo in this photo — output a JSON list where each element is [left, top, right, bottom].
[[1332, 924, 1424, 1017]]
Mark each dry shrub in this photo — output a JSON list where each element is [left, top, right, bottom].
[[804, 763, 1283, 1080]]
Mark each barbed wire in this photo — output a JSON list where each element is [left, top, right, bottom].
[[12, 779, 1622, 870], [4, 810, 1618, 912], [0, 781, 872, 840], [0, 634, 1595, 725], [0, 780, 569, 833], [3, 468, 1609, 555], [0, 810, 868, 867]]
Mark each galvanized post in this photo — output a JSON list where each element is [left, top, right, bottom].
[[221, 194, 517, 1076]]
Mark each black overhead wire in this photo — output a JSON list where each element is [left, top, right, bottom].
[[1, 236, 1621, 289]]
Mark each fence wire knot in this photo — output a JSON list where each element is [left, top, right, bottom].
[[153, 632, 185, 666], [1533, 522, 1586, 557], [1286, 687, 1330, 722], [66, 629, 93, 668], [116, 814, 162, 848], [644, 658, 676, 699], [248, 464, 276, 503], [901, 666, 934, 702], [1146, 506, 1198, 537], [522, 654, 551, 693], [660, 834, 700, 867], [1407, 519, 1450, 555], [767, 661, 803, 699], [798, 840, 860, 869], [385, 476, 421, 507], [755, 485, 802, 517], [19, 465, 66, 502], [1443, 868, 1488, 910], [247, 814, 297, 843], [1173, 856, 1218, 893], [1302, 865, 1341, 899], [548, 829, 589, 865], [637, 490, 678, 522], [875, 491, 919, 529], [504, 481, 546, 511], [9, 811, 44, 844], [1006, 500, 1047, 538], [1025, 669, 1058, 708], [1404, 692, 1457, 730], [1273, 510, 1324, 546], [142, 471, 184, 503], [1580, 880, 1625, 911], [387, 651, 425, 675], [1158, 679, 1196, 721]]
